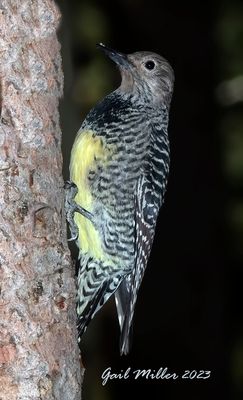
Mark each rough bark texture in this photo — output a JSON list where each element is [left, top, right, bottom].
[[0, 1, 82, 399]]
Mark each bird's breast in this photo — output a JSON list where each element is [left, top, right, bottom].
[[70, 129, 115, 260]]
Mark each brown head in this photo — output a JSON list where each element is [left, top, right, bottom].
[[97, 43, 174, 106]]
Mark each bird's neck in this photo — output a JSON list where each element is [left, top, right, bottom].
[[120, 70, 135, 93], [117, 85, 169, 112]]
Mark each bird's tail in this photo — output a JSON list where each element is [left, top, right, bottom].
[[77, 257, 123, 344], [115, 278, 136, 356], [77, 278, 111, 339]]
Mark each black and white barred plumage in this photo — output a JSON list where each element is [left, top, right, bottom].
[[67, 44, 174, 355]]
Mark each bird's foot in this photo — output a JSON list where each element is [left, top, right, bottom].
[[64, 181, 95, 241]]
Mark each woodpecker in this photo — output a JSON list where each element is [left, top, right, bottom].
[[66, 43, 174, 355]]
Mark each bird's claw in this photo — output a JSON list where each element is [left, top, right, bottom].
[[65, 180, 96, 243], [68, 233, 78, 242]]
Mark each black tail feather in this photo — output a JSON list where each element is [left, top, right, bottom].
[[115, 279, 135, 355]]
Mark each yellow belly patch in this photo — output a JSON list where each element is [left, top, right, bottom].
[[70, 129, 111, 260]]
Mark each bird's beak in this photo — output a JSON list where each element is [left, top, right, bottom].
[[96, 43, 130, 70]]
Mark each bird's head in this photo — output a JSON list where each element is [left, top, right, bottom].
[[97, 43, 174, 106]]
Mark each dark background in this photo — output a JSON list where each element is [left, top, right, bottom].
[[57, 0, 243, 399]]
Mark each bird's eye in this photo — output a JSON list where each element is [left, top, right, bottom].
[[145, 60, 155, 70]]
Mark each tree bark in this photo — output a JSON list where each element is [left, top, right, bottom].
[[0, 1, 82, 399]]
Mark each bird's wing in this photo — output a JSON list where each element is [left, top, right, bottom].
[[118, 173, 159, 355]]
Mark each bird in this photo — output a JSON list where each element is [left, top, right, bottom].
[[65, 43, 174, 355]]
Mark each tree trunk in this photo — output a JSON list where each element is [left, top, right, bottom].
[[0, 1, 82, 399]]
